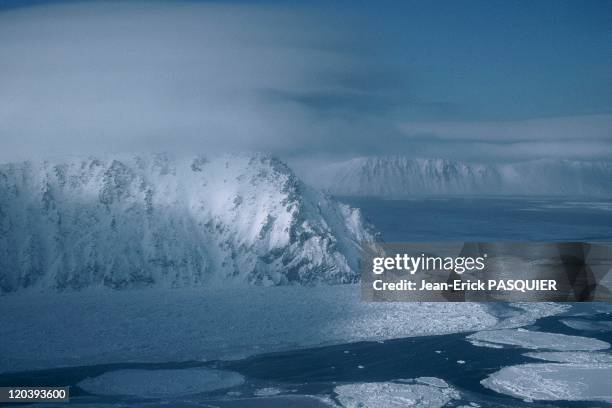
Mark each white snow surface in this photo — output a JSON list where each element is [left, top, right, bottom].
[[466, 329, 610, 351], [300, 156, 612, 197], [524, 351, 612, 363], [334, 380, 459, 408], [491, 303, 570, 329], [468, 340, 504, 349], [413, 377, 450, 388], [560, 318, 612, 331], [78, 368, 244, 397], [254, 387, 284, 397], [0, 153, 377, 292], [482, 362, 612, 403]]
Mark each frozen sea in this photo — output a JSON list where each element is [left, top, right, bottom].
[[1, 197, 611, 407]]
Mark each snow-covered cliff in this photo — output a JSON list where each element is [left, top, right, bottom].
[[304, 157, 612, 197], [0, 154, 377, 292]]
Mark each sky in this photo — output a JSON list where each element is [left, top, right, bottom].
[[0, 0, 611, 163]]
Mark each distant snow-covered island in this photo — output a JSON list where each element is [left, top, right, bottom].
[[296, 156, 612, 197]]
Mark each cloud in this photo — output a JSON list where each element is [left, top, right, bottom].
[[398, 115, 612, 143], [395, 115, 612, 162], [0, 1, 386, 161], [0, 1, 610, 164]]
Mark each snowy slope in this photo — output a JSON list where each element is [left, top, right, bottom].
[[302, 156, 612, 197], [0, 154, 377, 292]]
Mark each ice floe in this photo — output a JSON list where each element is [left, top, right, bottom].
[[78, 368, 244, 397], [482, 362, 612, 403], [492, 303, 570, 329], [468, 340, 504, 349], [467, 328, 610, 351], [561, 318, 612, 331], [524, 351, 612, 363], [254, 387, 283, 396], [414, 377, 449, 388], [334, 379, 458, 408]]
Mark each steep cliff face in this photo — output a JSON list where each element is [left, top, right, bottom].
[[0, 154, 377, 292], [303, 157, 612, 197]]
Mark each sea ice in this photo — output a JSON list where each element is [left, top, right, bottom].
[[492, 303, 571, 329], [482, 362, 612, 403], [524, 351, 612, 363], [414, 377, 450, 388], [466, 329, 610, 351], [561, 318, 612, 331], [0, 286, 501, 373], [254, 387, 283, 396], [78, 368, 244, 397], [334, 380, 458, 408], [468, 340, 504, 349]]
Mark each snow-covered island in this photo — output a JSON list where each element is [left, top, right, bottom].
[[0, 153, 376, 292], [298, 156, 612, 197]]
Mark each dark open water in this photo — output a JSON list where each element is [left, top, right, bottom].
[[340, 196, 612, 242]]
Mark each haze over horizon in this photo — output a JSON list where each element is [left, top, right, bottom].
[[1, 0, 611, 164]]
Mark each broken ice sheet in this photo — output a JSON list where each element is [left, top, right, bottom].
[[482, 362, 612, 403], [466, 328, 610, 351], [334, 380, 458, 408], [560, 318, 612, 332], [523, 351, 612, 363]]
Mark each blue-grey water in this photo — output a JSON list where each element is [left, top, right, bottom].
[[2, 197, 612, 407], [340, 196, 612, 242]]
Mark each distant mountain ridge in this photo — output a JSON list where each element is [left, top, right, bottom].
[[303, 157, 612, 197], [0, 154, 377, 293]]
